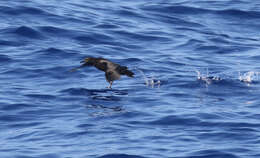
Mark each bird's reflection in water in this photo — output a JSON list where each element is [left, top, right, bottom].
[[61, 88, 128, 116], [89, 88, 128, 101], [86, 104, 123, 111], [85, 104, 124, 117], [85, 88, 127, 117]]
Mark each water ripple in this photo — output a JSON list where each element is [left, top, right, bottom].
[[13, 26, 44, 39], [188, 149, 239, 158], [98, 154, 148, 158], [217, 9, 260, 19]]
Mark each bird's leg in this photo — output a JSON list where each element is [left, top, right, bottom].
[[108, 81, 113, 89]]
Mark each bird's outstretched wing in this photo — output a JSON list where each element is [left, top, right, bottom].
[[94, 61, 108, 72]]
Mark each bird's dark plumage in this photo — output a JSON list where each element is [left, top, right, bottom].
[[73, 57, 134, 88]]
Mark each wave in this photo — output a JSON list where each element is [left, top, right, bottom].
[[94, 23, 120, 29], [33, 47, 78, 59], [0, 5, 53, 16], [187, 149, 239, 158], [130, 114, 260, 130], [97, 154, 148, 158], [112, 30, 171, 42], [12, 26, 44, 39], [141, 4, 260, 19], [115, 7, 146, 19], [24, 94, 56, 100], [2, 66, 71, 80], [37, 26, 78, 38], [141, 5, 210, 15], [74, 33, 116, 45], [0, 39, 24, 46], [217, 9, 260, 19], [0, 54, 12, 63], [8, 6, 45, 15], [1, 103, 35, 111]]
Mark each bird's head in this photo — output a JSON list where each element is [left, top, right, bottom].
[[69, 57, 95, 72], [80, 57, 95, 66]]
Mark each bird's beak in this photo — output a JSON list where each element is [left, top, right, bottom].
[[80, 58, 91, 66], [80, 58, 89, 63]]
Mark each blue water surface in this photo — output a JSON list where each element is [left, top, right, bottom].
[[1, 0, 260, 158]]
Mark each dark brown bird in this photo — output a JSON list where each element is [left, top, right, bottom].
[[71, 57, 134, 88]]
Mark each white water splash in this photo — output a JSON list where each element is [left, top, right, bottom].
[[195, 68, 259, 85], [195, 69, 221, 85], [239, 71, 259, 83], [135, 68, 161, 88]]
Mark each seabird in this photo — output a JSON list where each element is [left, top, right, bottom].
[[71, 57, 134, 88]]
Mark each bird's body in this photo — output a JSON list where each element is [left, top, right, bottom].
[[72, 57, 134, 88]]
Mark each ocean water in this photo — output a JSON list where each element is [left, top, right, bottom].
[[1, 0, 260, 158]]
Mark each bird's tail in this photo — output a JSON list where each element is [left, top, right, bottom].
[[118, 66, 134, 77]]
